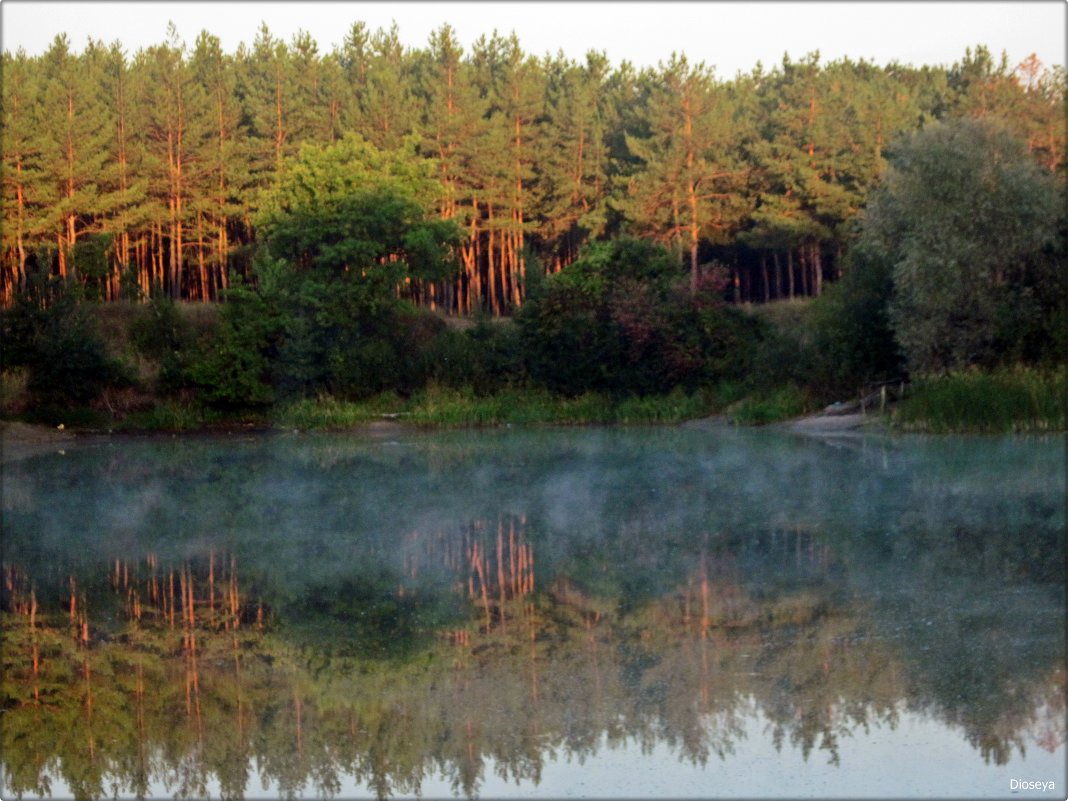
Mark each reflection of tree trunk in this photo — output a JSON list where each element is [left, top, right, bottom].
[[84, 655, 95, 759], [229, 556, 240, 630], [30, 590, 39, 705], [69, 577, 77, 624], [470, 541, 491, 631], [168, 571, 176, 629], [509, 519, 518, 597], [149, 553, 159, 606], [529, 608, 539, 703], [294, 689, 304, 756], [180, 566, 203, 733], [497, 520, 507, 630]]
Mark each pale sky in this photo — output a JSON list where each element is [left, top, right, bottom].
[[1, 1, 1065, 76]]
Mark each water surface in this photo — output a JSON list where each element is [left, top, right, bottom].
[[2, 426, 1064, 799]]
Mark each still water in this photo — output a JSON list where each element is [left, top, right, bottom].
[[1, 426, 1064, 799]]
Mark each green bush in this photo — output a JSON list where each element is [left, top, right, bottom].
[[187, 282, 278, 407], [742, 300, 820, 396], [1, 273, 127, 406], [808, 240, 904, 396], [517, 237, 756, 397], [726, 385, 813, 426], [427, 319, 526, 395], [129, 293, 201, 393]]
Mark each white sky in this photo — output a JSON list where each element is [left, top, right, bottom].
[[1, 1, 1065, 76]]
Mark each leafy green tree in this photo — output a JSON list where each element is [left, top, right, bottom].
[[255, 133, 458, 297], [866, 119, 1060, 373], [203, 135, 463, 399]]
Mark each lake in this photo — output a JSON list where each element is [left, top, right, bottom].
[[1, 425, 1064, 799]]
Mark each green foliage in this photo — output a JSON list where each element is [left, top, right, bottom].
[[740, 300, 819, 394], [867, 119, 1061, 374], [518, 237, 755, 396], [255, 133, 460, 294], [1, 273, 125, 406], [71, 233, 115, 299], [892, 366, 1067, 433], [274, 392, 404, 428], [187, 281, 278, 407], [129, 293, 200, 392], [726, 384, 813, 426], [273, 385, 714, 428], [186, 136, 464, 405], [808, 239, 904, 394], [426, 320, 526, 395]]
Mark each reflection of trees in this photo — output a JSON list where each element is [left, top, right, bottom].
[[3, 518, 1064, 800], [3, 430, 1063, 797]]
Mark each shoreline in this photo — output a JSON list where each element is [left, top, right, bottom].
[[1, 411, 886, 464]]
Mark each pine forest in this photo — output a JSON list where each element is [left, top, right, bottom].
[[3, 24, 1064, 312]]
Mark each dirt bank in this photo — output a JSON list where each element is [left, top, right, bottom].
[[781, 412, 886, 436], [1, 421, 77, 464]]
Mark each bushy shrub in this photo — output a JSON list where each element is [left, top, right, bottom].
[[187, 282, 278, 407], [129, 293, 201, 393], [517, 237, 756, 397], [807, 239, 904, 395], [1, 273, 126, 407], [427, 319, 525, 395]]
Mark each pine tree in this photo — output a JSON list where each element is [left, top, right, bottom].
[[97, 41, 149, 298], [135, 24, 211, 298], [36, 35, 113, 280], [362, 23, 421, 151], [538, 51, 613, 271], [190, 31, 249, 299], [621, 55, 748, 293], [423, 25, 488, 312], [1, 50, 45, 300]]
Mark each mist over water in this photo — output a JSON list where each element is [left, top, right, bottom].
[[2, 427, 1064, 799]]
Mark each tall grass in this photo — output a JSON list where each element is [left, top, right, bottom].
[[274, 385, 718, 429], [893, 366, 1067, 433], [725, 384, 814, 426], [274, 393, 406, 429]]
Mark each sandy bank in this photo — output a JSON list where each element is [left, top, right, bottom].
[[1, 421, 77, 464]]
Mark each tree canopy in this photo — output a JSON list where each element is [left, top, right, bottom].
[[864, 118, 1061, 373], [2, 30, 1063, 310]]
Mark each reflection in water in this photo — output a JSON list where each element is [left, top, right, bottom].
[[1, 428, 1064, 799]]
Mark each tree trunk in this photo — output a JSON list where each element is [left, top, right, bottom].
[[760, 252, 770, 303], [772, 251, 782, 301]]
